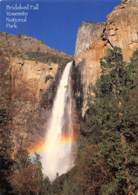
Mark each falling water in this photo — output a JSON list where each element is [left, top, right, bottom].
[[41, 61, 75, 181]]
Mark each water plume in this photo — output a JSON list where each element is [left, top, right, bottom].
[[41, 61, 76, 181]]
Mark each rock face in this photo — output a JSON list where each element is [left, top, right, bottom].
[[0, 33, 72, 157], [75, 0, 138, 115], [104, 0, 138, 59], [75, 22, 105, 56], [0, 0, 138, 158]]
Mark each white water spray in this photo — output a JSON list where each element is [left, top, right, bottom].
[[41, 61, 75, 181]]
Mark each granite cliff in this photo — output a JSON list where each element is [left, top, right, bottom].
[[0, 0, 138, 157], [0, 0, 138, 171], [0, 0, 138, 194], [75, 0, 138, 115], [0, 33, 72, 159]]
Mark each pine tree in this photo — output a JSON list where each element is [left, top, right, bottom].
[[81, 48, 138, 194]]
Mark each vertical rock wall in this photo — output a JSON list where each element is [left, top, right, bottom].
[[75, 0, 138, 115]]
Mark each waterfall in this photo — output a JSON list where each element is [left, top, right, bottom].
[[41, 61, 75, 181]]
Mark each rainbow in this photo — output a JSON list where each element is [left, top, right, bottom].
[[28, 134, 77, 157]]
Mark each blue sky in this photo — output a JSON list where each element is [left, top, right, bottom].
[[0, 0, 121, 54]]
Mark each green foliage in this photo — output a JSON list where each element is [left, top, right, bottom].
[[38, 48, 138, 195], [80, 47, 138, 194], [2, 48, 137, 195]]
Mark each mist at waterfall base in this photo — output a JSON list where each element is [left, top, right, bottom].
[[29, 61, 77, 181]]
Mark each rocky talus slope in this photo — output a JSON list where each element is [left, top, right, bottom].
[[75, 0, 138, 115]]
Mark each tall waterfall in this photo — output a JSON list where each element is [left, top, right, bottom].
[[41, 61, 75, 181]]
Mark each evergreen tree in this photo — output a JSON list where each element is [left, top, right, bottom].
[[43, 48, 138, 195], [81, 48, 138, 194]]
